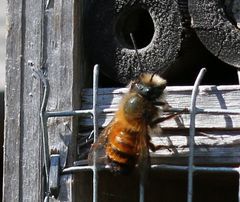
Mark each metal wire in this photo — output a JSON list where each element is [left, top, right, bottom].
[[46, 109, 93, 117], [92, 65, 99, 202], [62, 164, 240, 174], [139, 170, 146, 202], [187, 68, 207, 202], [46, 107, 240, 117], [32, 66, 50, 180], [31, 66, 51, 202], [35, 65, 100, 202], [35, 64, 240, 202]]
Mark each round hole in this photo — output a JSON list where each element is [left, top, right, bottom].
[[115, 7, 155, 49]]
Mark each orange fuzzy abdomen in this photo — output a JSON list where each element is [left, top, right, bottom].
[[105, 93, 150, 169], [105, 121, 144, 165]]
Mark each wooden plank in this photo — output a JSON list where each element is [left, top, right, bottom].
[[4, 0, 46, 200], [79, 85, 240, 129], [4, 0, 80, 201], [78, 130, 240, 165], [20, 0, 45, 201], [78, 85, 240, 166], [151, 130, 240, 165], [44, 0, 82, 201], [0, 92, 4, 201], [4, 0, 45, 201], [3, 0, 23, 200]]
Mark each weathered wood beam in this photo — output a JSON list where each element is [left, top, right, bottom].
[[77, 85, 240, 166], [78, 130, 240, 165], [4, 0, 81, 201], [79, 85, 240, 129], [44, 0, 81, 201], [0, 92, 4, 201], [4, 0, 44, 201]]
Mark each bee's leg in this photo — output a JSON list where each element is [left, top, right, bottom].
[[150, 113, 179, 127], [149, 142, 172, 152], [150, 109, 187, 127], [154, 100, 171, 111]]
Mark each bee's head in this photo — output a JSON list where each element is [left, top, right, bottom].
[[130, 73, 167, 100]]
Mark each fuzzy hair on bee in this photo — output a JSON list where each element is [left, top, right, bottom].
[[88, 72, 182, 173], [138, 73, 167, 86], [88, 33, 182, 173]]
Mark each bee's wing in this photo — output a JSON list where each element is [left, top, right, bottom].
[[87, 118, 115, 165], [136, 127, 150, 183], [136, 127, 150, 170]]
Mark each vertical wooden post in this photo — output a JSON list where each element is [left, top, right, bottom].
[[3, 0, 80, 201], [3, 0, 44, 201]]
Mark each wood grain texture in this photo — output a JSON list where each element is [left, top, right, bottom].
[[4, 0, 80, 201], [78, 85, 240, 165], [3, 0, 23, 200], [44, 0, 80, 201], [79, 85, 240, 129], [0, 92, 4, 201], [4, 0, 44, 201]]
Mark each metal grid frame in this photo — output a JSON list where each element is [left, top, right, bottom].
[[33, 65, 240, 202]]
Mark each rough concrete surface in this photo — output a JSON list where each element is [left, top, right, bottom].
[[85, 0, 182, 84]]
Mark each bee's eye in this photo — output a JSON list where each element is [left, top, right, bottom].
[[124, 96, 142, 116], [134, 83, 150, 95], [152, 85, 165, 94]]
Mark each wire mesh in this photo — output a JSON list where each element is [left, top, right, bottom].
[[187, 68, 206, 202], [34, 65, 240, 202]]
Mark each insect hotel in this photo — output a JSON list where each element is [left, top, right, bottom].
[[3, 0, 240, 202]]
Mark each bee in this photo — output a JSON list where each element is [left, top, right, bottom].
[[88, 72, 182, 172]]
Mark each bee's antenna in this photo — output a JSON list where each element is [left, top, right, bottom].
[[150, 71, 157, 82], [130, 33, 143, 71], [150, 64, 170, 82], [130, 32, 168, 82]]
